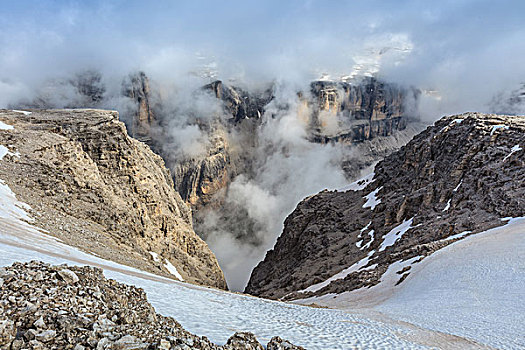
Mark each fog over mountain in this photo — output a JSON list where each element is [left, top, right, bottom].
[[2, 0, 524, 116], [1, 0, 524, 290]]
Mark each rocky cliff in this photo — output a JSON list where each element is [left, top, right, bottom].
[[0, 261, 302, 349], [309, 78, 417, 143], [167, 78, 418, 210], [245, 113, 524, 299], [122, 72, 158, 144], [0, 109, 226, 289], [203, 80, 273, 123]]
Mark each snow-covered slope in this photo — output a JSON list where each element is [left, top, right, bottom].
[[377, 217, 525, 349], [294, 218, 525, 349], [0, 162, 481, 349]]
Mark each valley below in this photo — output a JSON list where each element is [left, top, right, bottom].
[[0, 109, 523, 349]]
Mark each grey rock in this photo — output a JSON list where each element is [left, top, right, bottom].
[[33, 315, 46, 329], [114, 335, 149, 349], [267, 336, 304, 350], [35, 329, 56, 342], [246, 113, 525, 299], [0, 261, 303, 350], [58, 268, 80, 284], [158, 339, 171, 349], [0, 319, 16, 346]]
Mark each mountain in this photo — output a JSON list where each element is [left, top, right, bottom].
[[8, 72, 423, 290], [167, 77, 420, 209], [0, 109, 226, 289], [245, 113, 524, 299]]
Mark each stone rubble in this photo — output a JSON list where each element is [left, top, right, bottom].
[[0, 261, 304, 350]]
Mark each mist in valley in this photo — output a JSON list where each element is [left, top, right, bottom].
[[1, 0, 524, 290]]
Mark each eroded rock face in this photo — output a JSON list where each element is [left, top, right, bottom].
[[0, 109, 226, 289], [169, 78, 418, 210], [203, 80, 273, 123], [245, 113, 525, 299], [0, 261, 304, 349], [122, 72, 157, 144], [309, 78, 418, 142], [168, 125, 245, 209]]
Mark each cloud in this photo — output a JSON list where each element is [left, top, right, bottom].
[[1, 0, 524, 290], [1, 1, 524, 115]]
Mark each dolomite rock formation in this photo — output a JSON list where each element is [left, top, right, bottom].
[[122, 71, 157, 144], [169, 78, 418, 210], [169, 126, 243, 208], [203, 80, 273, 122], [245, 113, 525, 299], [309, 78, 418, 142], [0, 109, 226, 289], [0, 261, 303, 349]]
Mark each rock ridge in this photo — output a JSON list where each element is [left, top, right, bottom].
[[0, 109, 226, 289], [245, 113, 525, 299]]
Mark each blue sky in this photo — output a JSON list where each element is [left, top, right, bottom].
[[1, 0, 525, 115]]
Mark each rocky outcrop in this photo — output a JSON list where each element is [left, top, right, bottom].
[[0, 109, 226, 289], [122, 72, 157, 144], [0, 261, 303, 349], [245, 113, 525, 299], [309, 78, 418, 142], [169, 126, 244, 208], [203, 80, 273, 122], [171, 78, 418, 210]]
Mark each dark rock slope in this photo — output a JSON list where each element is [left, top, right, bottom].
[[0, 109, 226, 289], [0, 261, 303, 350], [245, 113, 525, 299]]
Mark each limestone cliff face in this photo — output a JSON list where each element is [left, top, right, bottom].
[[169, 126, 244, 208], [169, 78, 417, 210], [203, 80, 273, 122], [309, 78, 417, 143], [245, 113, 525, 299], [0, 109, 227, 289], [122, 72, 157, 144]]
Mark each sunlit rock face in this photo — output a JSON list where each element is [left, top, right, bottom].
[[0, 109, 227, 290]]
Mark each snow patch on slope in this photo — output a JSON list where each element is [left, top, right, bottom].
[[0, 121, 14, 130], [490, 124, 509, 135], [363, 186, 382, 210], [443, 231, 471, 241], [149, 251, 160, 263], [503, 144, 522, 161], [11, 110, 32, 115], [0, 145, 19, 161], [339, 172, 375, 192], [376, 217, 525, 350], [379, 217, 417, 252], [164, 259, 184, 281], [0, 180, 32, 222], [439, 118, 463, 132], [301, 250, 376, 293], [442, 199, 451, 212], [295, 255, 423, 309]]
